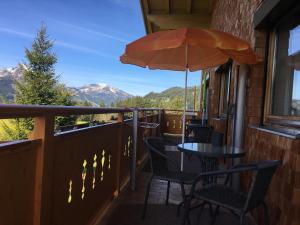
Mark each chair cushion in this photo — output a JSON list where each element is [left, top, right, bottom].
[[194, 185, 247, 212]]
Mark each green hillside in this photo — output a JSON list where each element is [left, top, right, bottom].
[[116, 86, 200, 110]]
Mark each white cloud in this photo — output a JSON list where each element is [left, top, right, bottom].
[[49, 19, 129, 43], [55, 40, 116, 59], [0, 27, 33, 39], [0, 26, 116, 59]]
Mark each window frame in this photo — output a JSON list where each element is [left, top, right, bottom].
[[218, 63, 232, 118], [264, 21, 300, 128]]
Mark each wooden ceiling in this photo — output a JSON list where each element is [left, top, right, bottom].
[[140, 0, 214, 34]]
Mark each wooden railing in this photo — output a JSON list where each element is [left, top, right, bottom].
[[0, 105, 200, 225], [0, 105, 161, 225], [162, 109, 201, 134]]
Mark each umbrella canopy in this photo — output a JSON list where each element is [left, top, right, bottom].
[[120, 28, 258, 71]]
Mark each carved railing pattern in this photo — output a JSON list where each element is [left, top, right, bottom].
[[162, 109, 200, 134]]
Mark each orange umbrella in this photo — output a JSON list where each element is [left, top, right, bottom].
[[120, 28, 258, 170], [120, 28, 258, 71]]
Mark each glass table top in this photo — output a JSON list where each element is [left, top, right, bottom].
[[177, 142, 246, 158]]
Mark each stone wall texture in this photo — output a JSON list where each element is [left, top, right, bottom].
[[208, 1, 300, 225], [211, 0, 264, 47]]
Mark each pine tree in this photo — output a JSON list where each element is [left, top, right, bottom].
[[15, 25, 59, 105], [10, 25, 76, 138], [99, 100, 106, 107]]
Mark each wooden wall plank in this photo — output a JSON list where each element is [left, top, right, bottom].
[[0, 140, 40, 225]]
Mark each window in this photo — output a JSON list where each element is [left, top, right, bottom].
[[218, 64, 231, 117], [266, 9, 300, 125]]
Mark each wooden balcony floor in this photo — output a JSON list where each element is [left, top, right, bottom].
[[99, 172, 254, 225]]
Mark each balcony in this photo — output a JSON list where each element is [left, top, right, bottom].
[[0, 104, 205, 225]]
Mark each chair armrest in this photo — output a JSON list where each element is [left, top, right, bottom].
[[148, 144, 181, 172], [189, 164, 258, 194], [223, 163, 259, 185]]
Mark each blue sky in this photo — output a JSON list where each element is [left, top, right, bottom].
[[0, 0, 201, 96], [289, 24, 300, 100]]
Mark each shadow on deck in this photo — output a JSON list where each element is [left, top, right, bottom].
[[99, 172, 255, 225]]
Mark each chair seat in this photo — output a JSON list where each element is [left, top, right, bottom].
[[155, 170, 197, 184], [194, 185, 247, 212]]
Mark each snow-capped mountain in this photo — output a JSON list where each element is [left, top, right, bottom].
[[0, 67, 23, 79], [70, 83, 133, 106], [0, 67, 133, 105], [0, 67, 22, 102]]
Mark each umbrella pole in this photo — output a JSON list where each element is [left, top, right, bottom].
[[181, 44, 188, 171]]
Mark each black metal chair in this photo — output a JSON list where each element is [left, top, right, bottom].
[[142, 137, 197, 219], [210, 131, 224, 147], [181, 160, 281, 225], [187, 125, 213, 143]]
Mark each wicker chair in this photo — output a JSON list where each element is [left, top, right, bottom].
[[187, 125, 213, 143], [181, 160, 281, 225], [142, 137, 197, 219], [211, 131, 224, 147]]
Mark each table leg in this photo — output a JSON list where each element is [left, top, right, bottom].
[[199, 157, 219, 185]]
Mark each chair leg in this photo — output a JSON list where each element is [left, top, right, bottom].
[[180, 182, 186, 200], [208, 203, 214, 217], [240, 214, 245, 225], [196, 202, 207, 225], [142, 176, 153, 220], [181, 197, 191, 225], [177, 201, 184, 218], [166, 181, 170, 205], [262, 202, 270, 225], [177, 182, 186, 218], [210, 206, 219, 225]]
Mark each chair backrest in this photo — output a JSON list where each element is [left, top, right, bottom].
[[191, 126, 213, 143], [144, 137, 178, 175], [190, 119, 202, 124], [211, 131, 224, 146], [244, 160, 281, 212]]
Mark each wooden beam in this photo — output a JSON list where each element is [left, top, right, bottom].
[[166, 0, 170, 13], [186, 0, 192, 14], [140, 0, 153, 33], [147, 13, 211, 29]]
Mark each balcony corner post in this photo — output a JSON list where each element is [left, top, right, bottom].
[[158, 109, 162, 136], [115, 112, 124, 196], [30, 114, 55, 225], [131, 109, 138, 191]]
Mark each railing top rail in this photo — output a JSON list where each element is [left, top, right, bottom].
[[0, 104, 164, 119], [135, 108, 162, 111], [163, 109, 200, 113], [0, 104, 132, 119], [0, 139, 41, 155], [0, 104, 200, 119]]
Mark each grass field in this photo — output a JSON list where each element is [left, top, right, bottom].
[[0, 119, 18, 141]]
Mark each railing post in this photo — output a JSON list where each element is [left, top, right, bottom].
[[158, 109, 162, 136], [30, 115, 55, 225], [115, 112, 124, 196], [131, 109, 138, 191]]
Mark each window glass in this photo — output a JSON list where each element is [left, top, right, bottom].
[[219, 68, 230, 116], [272, 19, 300, 116]]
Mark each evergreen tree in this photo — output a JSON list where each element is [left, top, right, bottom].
[[9, 25, 76, 138], [99, 100, 106, 107], [15, 25, 59, 105]]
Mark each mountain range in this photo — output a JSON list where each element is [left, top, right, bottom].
[[0, 67, 22, 102], [0, 67, 133, 106], [70, 83, 132, 106], [0, 67, 199, 107]]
